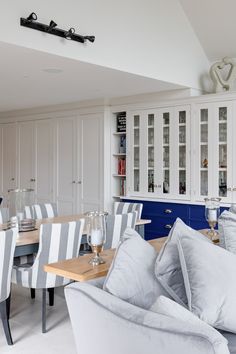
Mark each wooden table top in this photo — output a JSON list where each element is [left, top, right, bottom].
[[16, 215, 151, 247], [44, 237, 167, 282], [44, 229, 210, 282]]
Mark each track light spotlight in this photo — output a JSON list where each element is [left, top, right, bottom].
[[64, 27, 75, 40], [84, 35, 95, 43], [48, 20, 57, 32], [26, 12, 37, 22]]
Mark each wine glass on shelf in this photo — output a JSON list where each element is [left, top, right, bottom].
[[204, 198, 221, 243], [86, 211, 107, 266]]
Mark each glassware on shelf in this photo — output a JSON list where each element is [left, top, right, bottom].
[[86, 211, 107, 265], [204, 197, 221, 243]]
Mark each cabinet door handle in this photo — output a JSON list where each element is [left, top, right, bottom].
[[30, 178, 35, 182], [165, 224, 172, 229], [11, 178, 15, 181], [153, 184, 157, 188], [233, 187, 236, 192], [77, 181, 82, 184], [157, 184, 162, 188], [72, 181, 76, 184], [164, 209, 172, 214], [227, 187, 232, 191]]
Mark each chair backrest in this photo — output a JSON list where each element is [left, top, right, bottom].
[[0, 228, 17, 302], [105, 212, 137, 249], [0, 208, 9, 224], [33, 203, 58, 219], [114, 202, 143, 220], [30, 220, 84, 289], [0, 197, 2, 205], [24, 205, 35, 219]]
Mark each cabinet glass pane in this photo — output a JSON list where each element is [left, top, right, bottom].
[[179, 170, 186, 194], [148, 128, 154, 145], [148, 114, 154, 126], [148, 146, 154, 167], [200, 171, 208, 195], [163, 170, 169, 194], [201, 145, 208, 168], [163, 147, 169, 167], [201, 124, 208, 143], [163, 127, 169, 144], [179, 146, 186, 168], [163, 113, 169, 125], [200, 109, 208, 197], [133, 115, 140, 192], [218, 108, 227, 197], [179, 111, 186, 124], [148, 170, 154, 193], [179, 126, 186, 144], [219, 171, 227, 197], [200, 109, 208, 122]]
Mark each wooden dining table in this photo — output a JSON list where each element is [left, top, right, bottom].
[[14, 214, 151, 257]]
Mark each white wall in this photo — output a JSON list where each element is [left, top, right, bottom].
[[0, 0, 209, 90]]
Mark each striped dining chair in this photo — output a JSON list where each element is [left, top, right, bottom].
[[33, 203, 58, 219], [0, 228, 18, 345], [104, 211, 137, 249], [114, 202, 143, 220], [12, 219, 84, 333], [0, 208, 9, 224]]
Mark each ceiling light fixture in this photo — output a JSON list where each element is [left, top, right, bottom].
[[20, 13, 95, 44]]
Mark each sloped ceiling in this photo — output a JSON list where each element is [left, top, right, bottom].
[[179, 0, 236, 61]]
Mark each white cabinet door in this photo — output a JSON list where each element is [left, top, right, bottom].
[[56, 117, 77, 215], [0, 125, 2, 197], [77, 113, 103, 213], [35, 119, 54, 203], [18, 121, 35, 190], [2, 123, 17, 197], [195, 101, 233, 203]]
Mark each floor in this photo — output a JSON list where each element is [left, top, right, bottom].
[[0, 284, 77, 354]]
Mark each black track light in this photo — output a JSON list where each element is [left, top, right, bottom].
[[64, 27, 75, 40], [26, 12, 37, 22], [48, 20, 57, 32], [84, 35, 95, 43]]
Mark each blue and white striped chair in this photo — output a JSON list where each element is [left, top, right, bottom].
[[114, 202, 143, 220], [104, 212, 137, 249], [0, 208, 9, 224], [0, 228, 18, 345], [24, 205, 35, 219], [12, 219, 84, 333], [33, 203, 58, 219]]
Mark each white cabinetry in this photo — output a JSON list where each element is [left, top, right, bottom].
[[194, 101, 234, 203], [2, 123, 17, 196], [128, 106, 190, 200]]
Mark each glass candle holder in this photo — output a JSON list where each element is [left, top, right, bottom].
[[86, 211, 107, 266], [204, 197, 221, 243]]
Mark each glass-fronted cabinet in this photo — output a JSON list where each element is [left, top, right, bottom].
[[195, 102, 233, 202], [128, 106, 190, 199]]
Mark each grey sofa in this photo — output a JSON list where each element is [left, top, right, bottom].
[[65, 278, 236, 354]]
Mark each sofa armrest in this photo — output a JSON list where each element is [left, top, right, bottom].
[[65, 282, 229, 354]]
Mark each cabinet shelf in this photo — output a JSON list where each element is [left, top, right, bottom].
[[113, 153, 126, 157], [113, 132, 126, 136], [113, 174, 126, 177]]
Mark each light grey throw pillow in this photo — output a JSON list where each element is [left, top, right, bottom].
[[218, 210, 236, 252], [150, 296, 229, 354], [178, 232, 236, 333], [155, 218, 210, 306], [103, 227, 169, 309]]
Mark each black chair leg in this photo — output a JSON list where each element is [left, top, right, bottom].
[[6, 294, 11, 320], [42, 289, 46, 333], [0, 299, 13, 345], [30, 288, 35, 299], [48, 288, 54, 306]]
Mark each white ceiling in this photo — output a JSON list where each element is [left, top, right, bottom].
[[0, 42, 183, 113], [180, 0, 236, 61]]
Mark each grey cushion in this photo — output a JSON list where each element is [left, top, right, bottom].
[[155, 218, 210, 306], [221, 332, 236, 354], [103, 227, 169, 309], [219, 210, 236, 252], [178, 229, 236, 334]]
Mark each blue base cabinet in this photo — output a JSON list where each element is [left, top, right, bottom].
[[123, 199, 228, 240]]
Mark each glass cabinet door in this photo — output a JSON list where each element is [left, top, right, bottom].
[[162, 112, 170, 194], [178, 111, 187, 195], [218, 106, 228, 198], [200, 108, 209, 197], [147, 114, 155, 193], [133, 115, 140, 192]]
